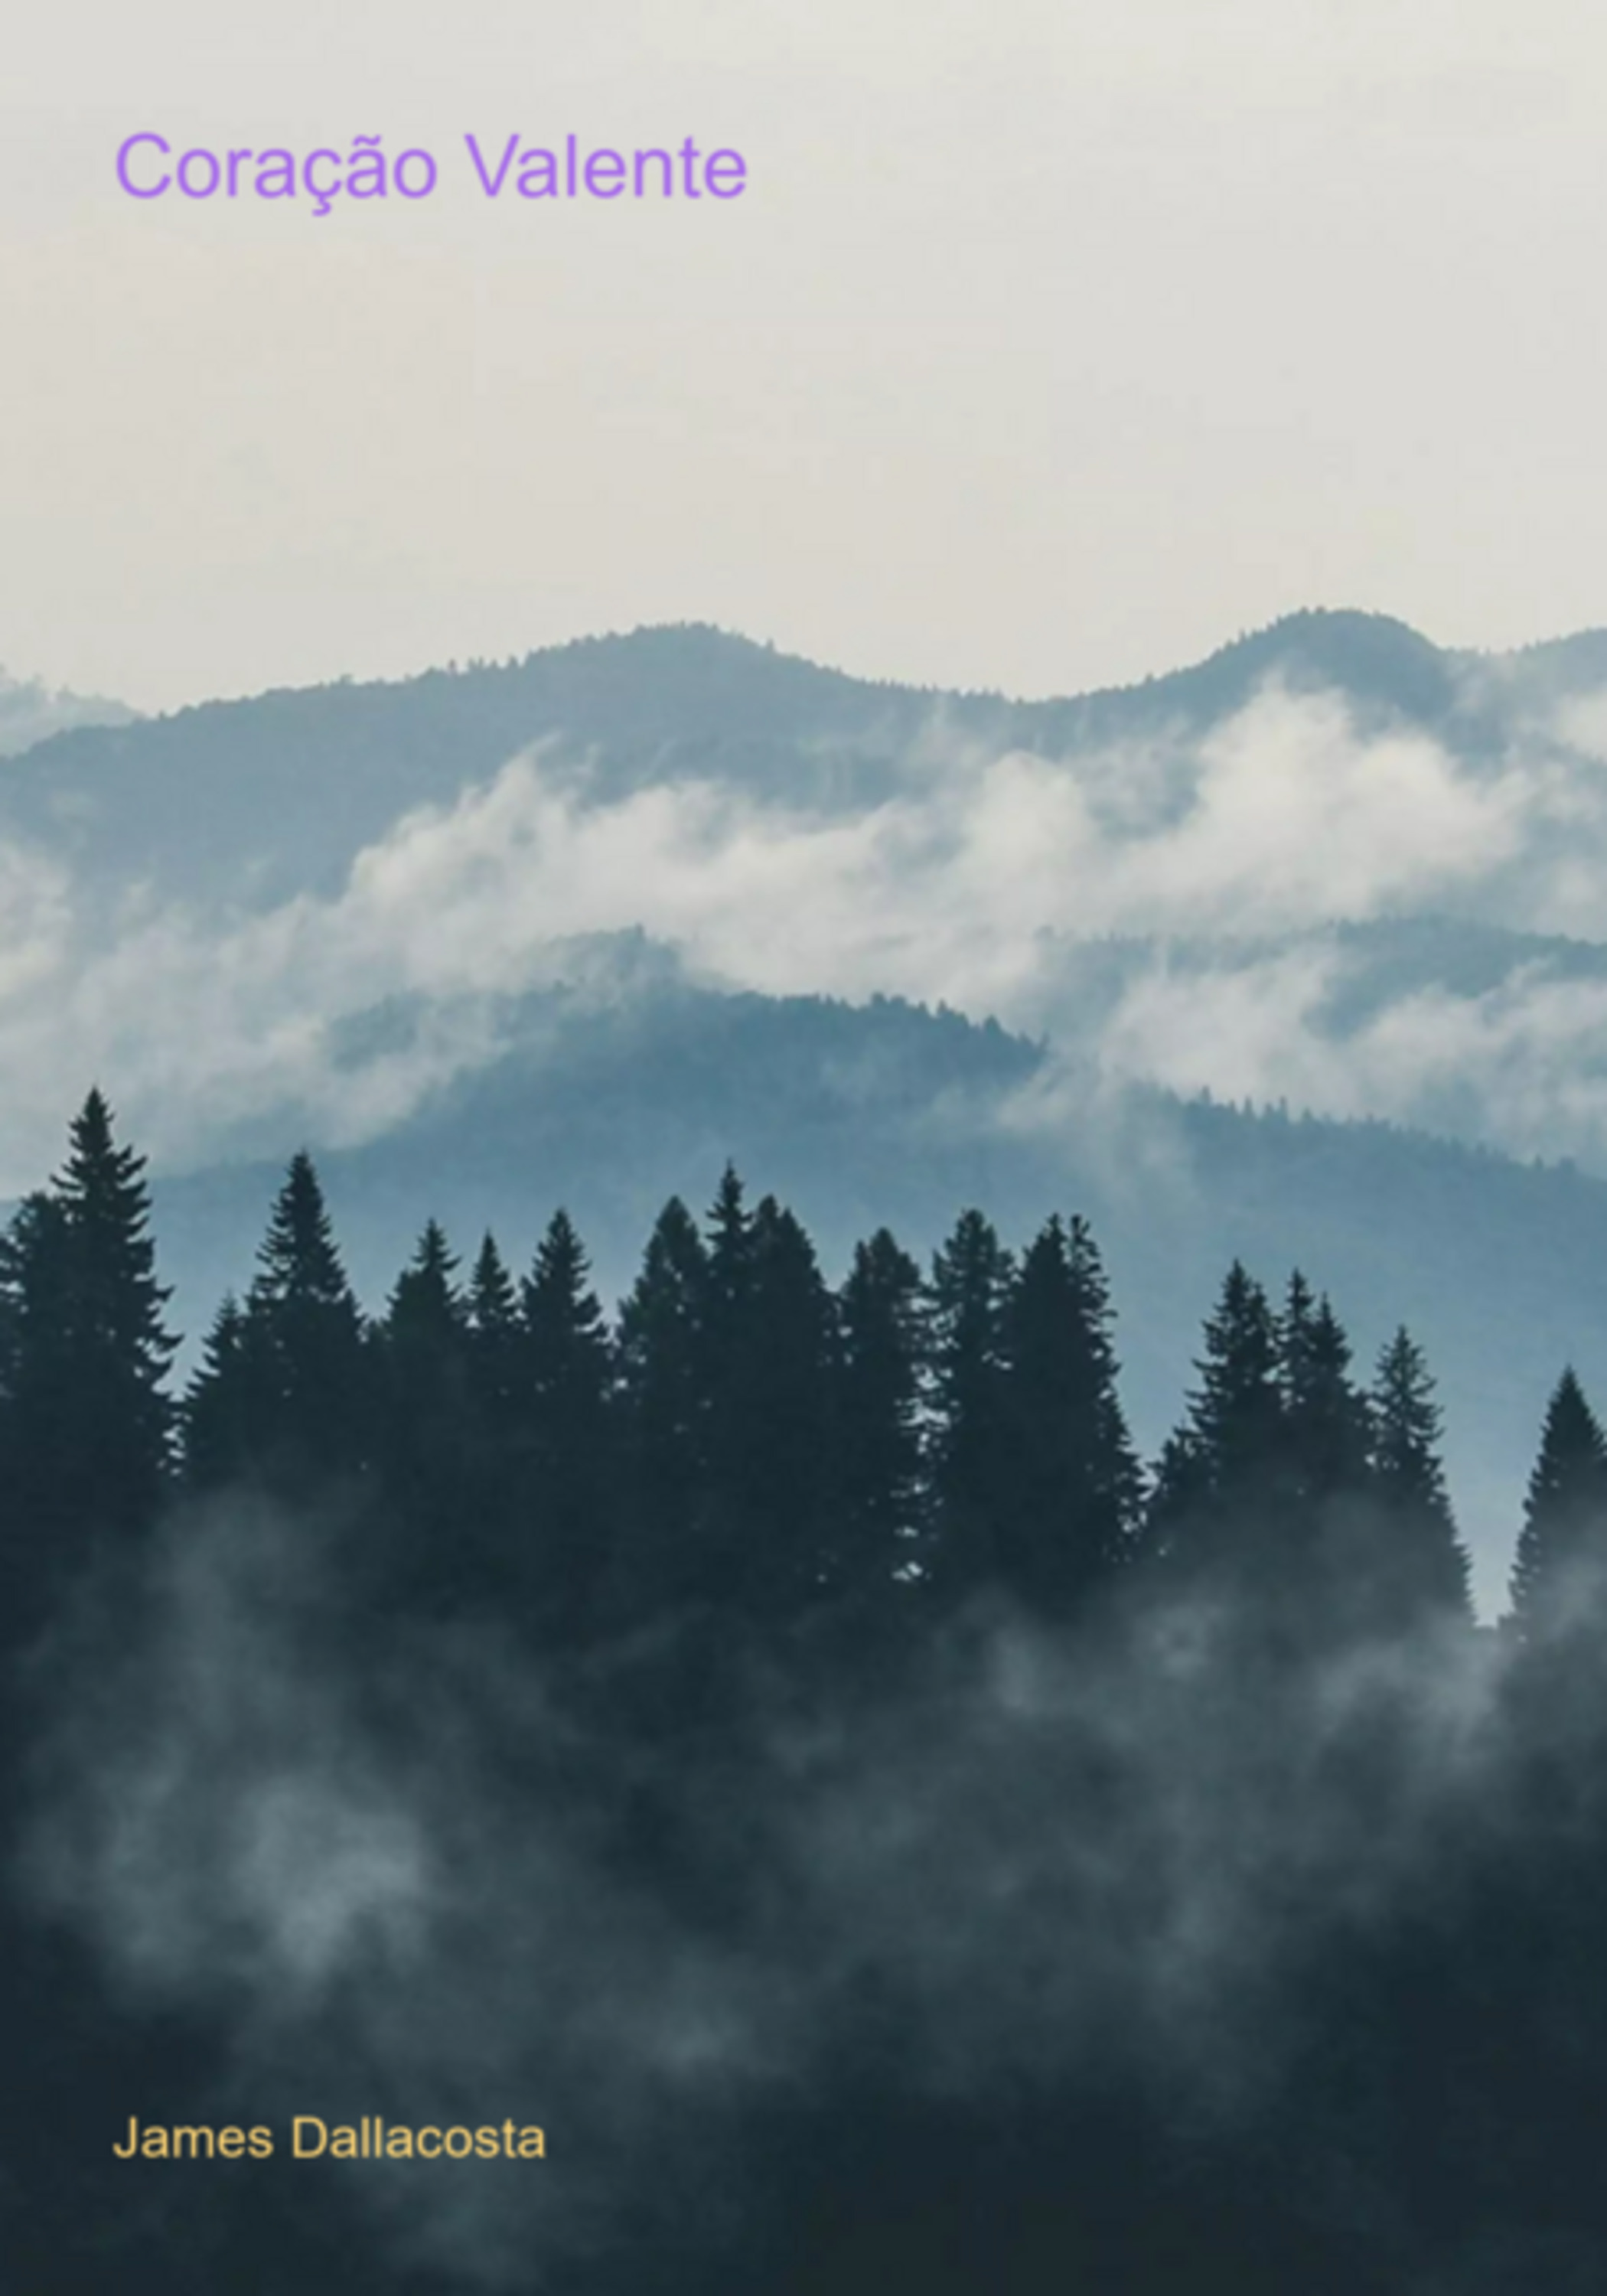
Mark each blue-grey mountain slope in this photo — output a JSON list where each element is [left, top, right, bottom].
[[140, 977, 1607, 1614], [1, 606, 1598, 912], [8, 608, 1607, 1605]]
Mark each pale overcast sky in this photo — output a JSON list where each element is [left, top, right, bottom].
[[5, 0, 1607, 709]]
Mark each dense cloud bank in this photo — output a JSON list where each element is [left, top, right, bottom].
[[8, 658, 1607, 1187]]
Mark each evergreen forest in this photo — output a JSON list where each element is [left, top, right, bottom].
[[8, 1090, 1607, 2293]]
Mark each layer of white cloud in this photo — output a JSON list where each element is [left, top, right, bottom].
[[3, 678, 1607, 1190]]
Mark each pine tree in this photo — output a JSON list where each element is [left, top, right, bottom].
[[701, 1162, 756, 1422], [375, 1221, 474, 1606], [252, 1151, 355, 1320], [1508, 1367, 1607, 1641], [520, 1208, 616, 1637], [57, 1089, 178, 1516], [1279, 1275, 1373, 1506], [0, 1193, 75, 1640], [996, 1213, 1142, 1616], [0, 1193, 74, 1435], [4, 1094, 178, 1583], [183, 1293, 266, 1492], [1366, 1327, 1472, 1633], [924, 1208, 1015, 1600], [523, 1211, 611, 1426], [451, 1231, 526, 1595], [187, 1151, 370, 1491], [466, 1231, 522, 1434], [1191, 1260, 1283, 1495], [387, 1218, 464, 1344], [615, 1196, 711, 1618], [1147, 1261, 1283, 1582], [835, 1228, 927, 1613], [709, 1193, 839, 1619], [1272, 1275, 1383, 1635]]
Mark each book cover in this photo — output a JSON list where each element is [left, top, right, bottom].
[[5, 6, 1607, 2289]]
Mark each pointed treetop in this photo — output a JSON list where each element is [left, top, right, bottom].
[[468, 1231, 519, 1336], [1508, 1365, 1607, 1631], [1276, 1270, 1319, 1404], [1188, 1260, 1282, 1461], [930, 1208, 1014, 1306], [708, 1163, 748, 1238], [50, 1086, 178, 1361], [54, 1086, 158, 1231], [705, 1165, 755, 1307], [523, 1208, 608, 1355], [1371, 1327, 1449, 1503], [252, 1150, 356, 1313], [525, 1207, 601, 1309], [60, 1084, 116, 1168], [386, 1218, 464, 1336], [203, 1290, 245, 1352], [1365, 1325, 1472, 1627], [619, 1196, 709, 1349]]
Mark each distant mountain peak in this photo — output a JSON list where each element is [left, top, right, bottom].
[[1055, 606, 1461, 732]]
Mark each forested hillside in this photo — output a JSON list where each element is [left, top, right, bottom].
[[11, 601, 1607, 2285], [8, 1094, 1607, 2289], [130, 977, 1607, 1611]]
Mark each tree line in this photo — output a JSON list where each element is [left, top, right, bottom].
[[3, 1087, 1602, 1666], [15, 1091, 1607, 2290]]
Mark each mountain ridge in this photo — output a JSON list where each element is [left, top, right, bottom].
[[5, 603, 1602, 921], [15, 604, 1607, 755], [62, 970, 1602, 1614]]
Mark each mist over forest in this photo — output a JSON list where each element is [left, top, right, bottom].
[[8, 608, 1607, 1591], [11, 612, 1607, 2287]]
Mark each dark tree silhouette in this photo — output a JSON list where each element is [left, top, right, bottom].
[[1279, 1274, 1373, 1506], [1, 1093, 177, 1619], [183, 1292, 263, 1492], [466, 1231, 522, 1437], [714, 1192, 840, 1619], [520, 1207, 617, 1639], [1276, 1276, 1386, 1642], [10, 1108, 1607, 2293], [1508, 1366, 1607, 1642], [996, 1213, 1141, 1616], [615, 1195, 711, 1618], [834, 1227, 927, 1619], [1148, 1259, 1283, 1586], [924, 1208, 1014, 1601], [184, 1150, 369, 1493], [1366, 1326, 1472, 1634], [375, 1220, 475, 1612]]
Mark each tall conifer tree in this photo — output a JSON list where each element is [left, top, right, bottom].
[[836, 1228, 927, 1612], [1148, 1261, 1283, 1583], [924, 1208, 1015, 1600], [615, 1196, 711, 1617], [466, 1231, 522, 1435], [5, 1093, 178, 1577], [1279, 1275, 1373, 1506], [376, 1221, 473, 1605], [183, 1293, 266, 1492], [1508, 1367, 1607, 1640], [701, 1164, 755, 1423], [520, 1208, 616, 1636], [1366, 1326, 1472, 1633], [452, 1231, 526, 1591], [187, 1151, 369, 1491], [996, 1214, 1142, 1616], [1274, 1276, 1379, 1633], [711, 1193, 839, 1619]]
